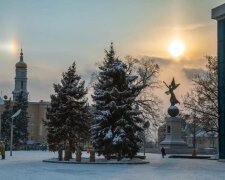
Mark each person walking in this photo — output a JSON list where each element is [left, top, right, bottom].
[[161, 147, 166, 158], [0, 141, 5, 160]]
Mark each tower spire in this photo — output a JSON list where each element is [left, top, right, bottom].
[[20, 48, 23, 62], [13, 46, 28, 101]]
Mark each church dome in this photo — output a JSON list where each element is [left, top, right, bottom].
[[16, 49, 27, 68], [16, 61, 27, 68]]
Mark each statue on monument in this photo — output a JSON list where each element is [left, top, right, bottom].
[[163, 77, 180, 106], [160, 77, 187, 151], [163, 78, 180, 117]]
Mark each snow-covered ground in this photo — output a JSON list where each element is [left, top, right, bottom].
[[0, 151, 225, 180]]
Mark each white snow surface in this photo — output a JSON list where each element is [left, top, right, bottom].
[[105, 129, 113, 139], [0, 151, 225, 180]]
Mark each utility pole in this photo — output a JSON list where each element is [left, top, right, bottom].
[[192, 117, 196, 156]]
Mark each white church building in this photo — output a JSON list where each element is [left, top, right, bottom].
[[0, 49, 49, 145]]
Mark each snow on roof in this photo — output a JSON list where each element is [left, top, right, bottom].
[[187, 130, 218, 138], [27, 140, 38, 145]]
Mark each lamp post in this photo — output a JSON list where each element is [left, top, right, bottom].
[[10, 109, 21, 156], [192, 117, 197, 157], [0, 96, 5, 139], [143, 121, 150, 157]]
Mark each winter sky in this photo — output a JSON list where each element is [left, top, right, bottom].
[[0, 0, 224, 108]]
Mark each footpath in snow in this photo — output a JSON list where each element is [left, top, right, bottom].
[[0, 151, 225, 180]]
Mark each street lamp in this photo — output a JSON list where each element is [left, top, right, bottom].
[[143, 121, 150, 157], [0, 96, 5, 139], [10, 109, 21, 156]]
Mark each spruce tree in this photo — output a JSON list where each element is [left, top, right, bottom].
[[45, 62, 90, 161], [91, 43, 145, 160], [1, 98, 12, 148], [45, 93, 63, 151], [12, 92, 29, 149]]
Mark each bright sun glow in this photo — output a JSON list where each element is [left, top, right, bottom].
[[168, 40, 185, 57], [0, 39, 18, 55]]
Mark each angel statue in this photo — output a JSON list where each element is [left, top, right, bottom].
[[163, 78, 180, 106]]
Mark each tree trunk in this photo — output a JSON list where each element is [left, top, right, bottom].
[[58, 149, 63, 161], [90, 151, 95, 162], [117, 151, 122, 161], [76, 147, 82, 162], [68, 140, 73, 159], [64, 143, 71, 161]]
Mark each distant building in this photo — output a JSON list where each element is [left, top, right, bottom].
[[186, 130, 218, 149], [0, 49, 49, 145], [27, 101, 49, 144]]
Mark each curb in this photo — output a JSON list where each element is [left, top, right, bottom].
[[43, 159, 150, 165]]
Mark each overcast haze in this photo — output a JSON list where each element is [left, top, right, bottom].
[[0, 0, 224, 108]]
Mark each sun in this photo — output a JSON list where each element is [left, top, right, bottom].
[[0, 39, 18, 55], [168, 40, 185, 57]]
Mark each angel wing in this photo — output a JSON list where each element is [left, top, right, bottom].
[[171, 78, 180, 90], [165, 91, 170, 95]]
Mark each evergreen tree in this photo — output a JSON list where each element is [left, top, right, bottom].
[[1, 98, 12, 148], [45, 62, 90, 161], [45, 93, 63, 152], [91, 43, 145, 160], [12, 92, 29, 149]]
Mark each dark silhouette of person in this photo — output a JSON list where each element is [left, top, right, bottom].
[[161, 147, 166, 158], [0, 141, 5, 160]]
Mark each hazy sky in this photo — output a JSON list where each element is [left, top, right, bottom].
[[0, 0, 224, 108]]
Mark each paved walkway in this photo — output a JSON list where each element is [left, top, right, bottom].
[[0, 151, 224, 180]]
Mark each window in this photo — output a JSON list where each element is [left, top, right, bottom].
[[21, 81, 23, 89], [167, 125, 171, 134]]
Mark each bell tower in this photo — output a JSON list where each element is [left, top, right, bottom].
[[12, 48, 28, 101]]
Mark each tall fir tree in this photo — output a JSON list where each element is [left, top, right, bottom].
[[45, 62, 90, 161], [91, 43, 145, 160], [1, 98, 12, 148], [12, 92, 29, 149], [45, 93, 63, 152]]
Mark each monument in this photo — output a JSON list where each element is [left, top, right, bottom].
[[160, 78, 187, 153]]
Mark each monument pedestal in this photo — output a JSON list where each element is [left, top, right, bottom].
[[160, 116, 187, 153]]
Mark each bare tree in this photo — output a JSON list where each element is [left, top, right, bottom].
[[183, 56, 218, 133], [124, 56, 163, 143]]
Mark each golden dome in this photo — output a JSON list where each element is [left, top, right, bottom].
[[16, 48, 27, 68], [16, 62, 27, 68]]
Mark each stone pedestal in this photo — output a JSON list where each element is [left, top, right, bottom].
[[160, 116, 187, 151]]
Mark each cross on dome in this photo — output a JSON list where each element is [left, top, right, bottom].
[[20, 48, 23, 62], [16, 48, 27, 68]]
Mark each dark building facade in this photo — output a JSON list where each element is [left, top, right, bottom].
[[212, 3, 225, 160]]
